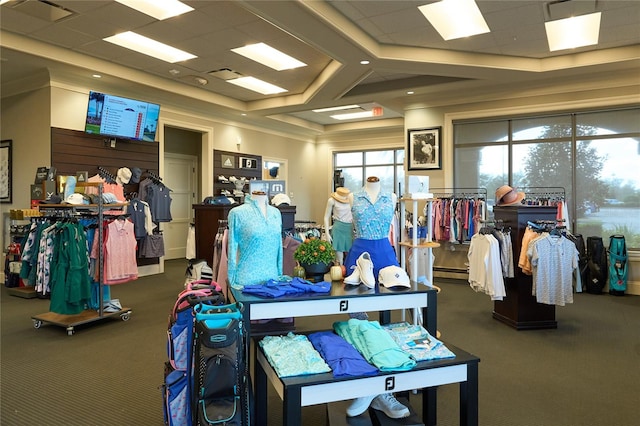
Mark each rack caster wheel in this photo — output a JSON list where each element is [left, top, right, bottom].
[[67, 327, 75, 336], [33, 320, 42, 329]]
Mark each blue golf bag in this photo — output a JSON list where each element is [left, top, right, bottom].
[[608, 234, 628, 296]]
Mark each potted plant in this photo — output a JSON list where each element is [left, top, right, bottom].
[[293, 237, 336, 281]]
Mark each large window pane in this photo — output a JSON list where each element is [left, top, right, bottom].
[[341, 167, 363, 192], [512, 141, 573, 209], [454, 121, 508, 145], [366, 150, 394, 165], [576, 137, 640, 247], [335, 152, 363, 167], [455, 145, 508, 193], [512, 115, 571, 140], [577, 108, 640, 136], [365, 166, 394, 193]]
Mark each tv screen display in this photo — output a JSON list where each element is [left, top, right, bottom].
[[85, 91, 160, 141]]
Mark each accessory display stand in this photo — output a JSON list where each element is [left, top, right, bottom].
[[398, 196, 439, 326], [492, 204, 559, 330], [31, 182, 132, 335]]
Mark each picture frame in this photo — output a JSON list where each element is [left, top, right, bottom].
[[0, 140, 12, 203], [407, 127, 442, 170]]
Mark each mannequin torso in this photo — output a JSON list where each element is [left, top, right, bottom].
[[349, 177, 397, 207], [344, 176, 399, 281], [227, 191, 282, 288], [252, 192, 268, 217]]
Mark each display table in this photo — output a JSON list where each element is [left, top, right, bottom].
[[230, 282, 479, 426], [229, 281, 437, 338], [255, 341, 479, 426]]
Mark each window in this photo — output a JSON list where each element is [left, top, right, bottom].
[[334, 149, 404, 195], [454, 107, 640, 249]]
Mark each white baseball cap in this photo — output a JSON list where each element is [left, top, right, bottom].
[[271, 193, 291, 206], [64, 193, 87, 205], [378, 266, 411, 289], [116, 167, 132, 185]]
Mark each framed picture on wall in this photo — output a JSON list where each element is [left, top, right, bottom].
[[407, 127, 442, 170], [0, 140, 12, 203]]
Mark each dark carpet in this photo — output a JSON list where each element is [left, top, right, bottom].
[[1, 259, 638, 425]]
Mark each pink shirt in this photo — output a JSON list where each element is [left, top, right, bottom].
[[104, 219, 138, 283]]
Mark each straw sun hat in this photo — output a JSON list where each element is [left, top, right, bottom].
[[495, 185, 525, 206], [331, 187, 351, 203]]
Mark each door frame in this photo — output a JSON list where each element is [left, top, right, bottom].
[[141, 118, 213, 276]]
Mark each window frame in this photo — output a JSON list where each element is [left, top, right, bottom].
[[454, 106, 640, 250]]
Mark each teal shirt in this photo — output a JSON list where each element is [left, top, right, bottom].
[[334, 319, 416, 372], [227, 195, 283, 288]]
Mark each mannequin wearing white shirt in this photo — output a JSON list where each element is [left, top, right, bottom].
[[323, 187, 353, 265]]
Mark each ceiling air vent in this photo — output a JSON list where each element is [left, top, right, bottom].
[[12, 0, 75, 22], [208, 68, 243, 80]]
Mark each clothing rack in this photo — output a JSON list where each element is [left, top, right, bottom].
[[97, 166, 117, 184], [424, 188, 488, 279], [478, 219, 509, 234], [31, 182, 132, 335], [520, 187, 565, 202], [144, 170, 163, 183], [429, 187, 487, 199], [293, 222, 323, 240], [493, 203, 558, 329], [528, 218, 568, 236]]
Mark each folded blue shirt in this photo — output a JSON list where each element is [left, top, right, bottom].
[[242, 277, 331, 298], [241, 284, 287, 298], [290, 277, 331, 293], [308, 331, 378, 377]]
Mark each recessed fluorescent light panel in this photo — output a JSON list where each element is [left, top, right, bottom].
[[331, 111, 375, 120], [227, 76, 288, 95], [545, 12, 601, 51], [312, 105, 361, 113], [114, 0, 193, 20], [104, 31, 197, 63], [231, 43, 306, 71], [418, 0, 490, 40]]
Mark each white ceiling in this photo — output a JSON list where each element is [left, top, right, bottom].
[[1, 0, 639, 136]]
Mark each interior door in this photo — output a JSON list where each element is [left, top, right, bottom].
[[163, 153, 197, 260]]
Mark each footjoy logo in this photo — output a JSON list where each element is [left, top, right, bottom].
[[385, 377, 395, 391], [210, 334, 227, 343], [339, 300, 348, 312]]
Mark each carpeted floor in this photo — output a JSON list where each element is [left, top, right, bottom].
[[1, 259, 638, 425]]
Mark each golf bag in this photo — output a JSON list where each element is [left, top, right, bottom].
[[608, 234, 628, 296], [185, 259, 214, 288], [568, 234, 588, 292], [193, 302, 252, 426], [586, 236, 607, 294], [163, 281, 225, 426]]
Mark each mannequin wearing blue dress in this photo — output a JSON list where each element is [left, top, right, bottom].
[[343, 178, 409, 419], [344, 177, 399, 279]]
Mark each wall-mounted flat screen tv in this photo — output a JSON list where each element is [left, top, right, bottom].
[[85, 91, 160, 142]]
